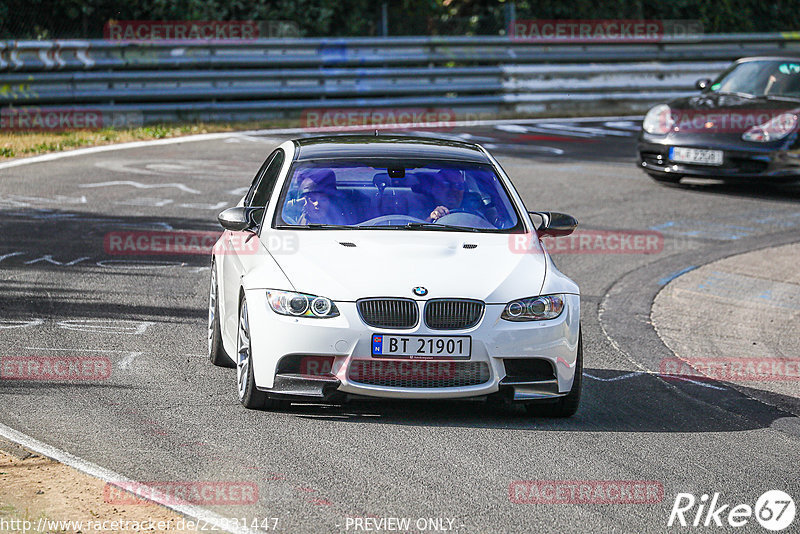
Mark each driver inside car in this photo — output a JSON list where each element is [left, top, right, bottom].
[[425, 168, 468, 222], [297, 169, 348, 225]]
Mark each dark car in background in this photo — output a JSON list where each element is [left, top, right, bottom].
[[638, 56, 800, 184]]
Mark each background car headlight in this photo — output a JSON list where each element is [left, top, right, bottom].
[[642, 104, 674, 134], [501, 294, 564, 321], [267, 290, 339, 318], [742, 113, 798, 142]]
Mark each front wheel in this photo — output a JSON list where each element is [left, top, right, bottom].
[[525, 329, 582, 418], [236, 296, 286, 411]]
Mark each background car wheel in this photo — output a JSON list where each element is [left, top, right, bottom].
[[208, 260, 234, 368], [646, 171, 683, 185], [236, 296, 286, 410], [525, 328, 582, 418]]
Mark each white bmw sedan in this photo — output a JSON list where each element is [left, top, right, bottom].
[[209, 135, 582, 417]]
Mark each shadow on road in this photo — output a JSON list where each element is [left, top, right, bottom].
[[280, 368, 799, 434], [663, 179, 800, 202]]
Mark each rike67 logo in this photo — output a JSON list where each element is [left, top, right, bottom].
[[668, 490, 795, 531]]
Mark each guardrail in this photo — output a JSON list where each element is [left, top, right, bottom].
[[1, 33, 799, 126]]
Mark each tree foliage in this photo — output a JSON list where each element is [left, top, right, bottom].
[[1, 0, 798, 39]]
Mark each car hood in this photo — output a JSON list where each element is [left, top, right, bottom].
[[653, 93, 800, 145], [264, 230, 547, 303], [668, 92, 799, 113]]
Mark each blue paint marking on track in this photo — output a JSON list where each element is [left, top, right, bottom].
[[658, 265, 698, 286]]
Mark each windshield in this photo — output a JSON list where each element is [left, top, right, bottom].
[[710, 59, 800, 99], [274, 159, 521, 231]]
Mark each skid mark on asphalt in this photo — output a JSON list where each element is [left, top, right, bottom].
[[0, 194, 87, 206], [79, 180, 201, 194], [584, 371, 642, 382], [56, 319, 154, 335], [26, 347, 137, 353], [494, 121, 636, 138], [533, 122, 635, 137], [96, 259, 188, 269], [0, 251, 207, 270], [114, 197, 228, 210], [13, 347, 147, 377], [8, 319, 154, 335], [602, 120, 641, 131], [0, 319, 44, 329], [583, 370, 726, 390], [118, 352, 144, 370]]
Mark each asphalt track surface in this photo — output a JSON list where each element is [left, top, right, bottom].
[[1, 118, 799, 533]]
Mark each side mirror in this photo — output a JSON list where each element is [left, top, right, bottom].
[[695, 78, 711, 91], [529, 211, 578, 238], [217, 206, 263, 232]]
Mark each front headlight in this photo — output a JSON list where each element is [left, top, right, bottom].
[[642, 104, 674, 135], [742, 113, 798, 142], [501, 294, 564, 322], [267, 290, 339, 318]]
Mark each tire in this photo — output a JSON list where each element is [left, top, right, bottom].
[[525, 328, 582, 418], [646, 171, 682, 185], [236, 296, 285, 410], [208, 260, 234, 368]]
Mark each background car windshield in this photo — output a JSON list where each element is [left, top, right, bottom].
[[711, 59, 800, 98], [276, 159, 520, 231]]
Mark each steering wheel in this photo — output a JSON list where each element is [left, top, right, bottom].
[[437, 208, 491, 221], [435, 210, 495, 229], [357, 214, 426, 227]]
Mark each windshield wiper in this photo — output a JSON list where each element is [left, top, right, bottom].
[[402, 222, 481, 232], [760, 94, 800, 102], [715, 91, 758, 99], [275, 224, 357, 230], [276, 222, 482, 232], [717, 91, 800, 102]]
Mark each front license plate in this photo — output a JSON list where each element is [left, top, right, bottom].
[[371, 334, 471, 359], [669, 146, 723, 166]]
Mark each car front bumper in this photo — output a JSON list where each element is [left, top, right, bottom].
[[637, 138, 800, 181], [244, 290, 581, 402]]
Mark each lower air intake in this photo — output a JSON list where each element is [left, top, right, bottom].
[[348, 360, 490, 388]]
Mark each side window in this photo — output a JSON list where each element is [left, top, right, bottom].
[[250, 149, 285, 207], [244, 150, 277, 207]]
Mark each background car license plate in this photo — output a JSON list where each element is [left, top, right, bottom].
[[372, 334, 471, 359], [669, 146, 723, 166]]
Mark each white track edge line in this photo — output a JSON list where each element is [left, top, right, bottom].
[[0, 115, 641, 171], [0, 422, 258, 534], [0, 133, 236, 170]]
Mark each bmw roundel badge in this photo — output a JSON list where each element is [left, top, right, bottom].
[[413, 287, 428, 296]]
